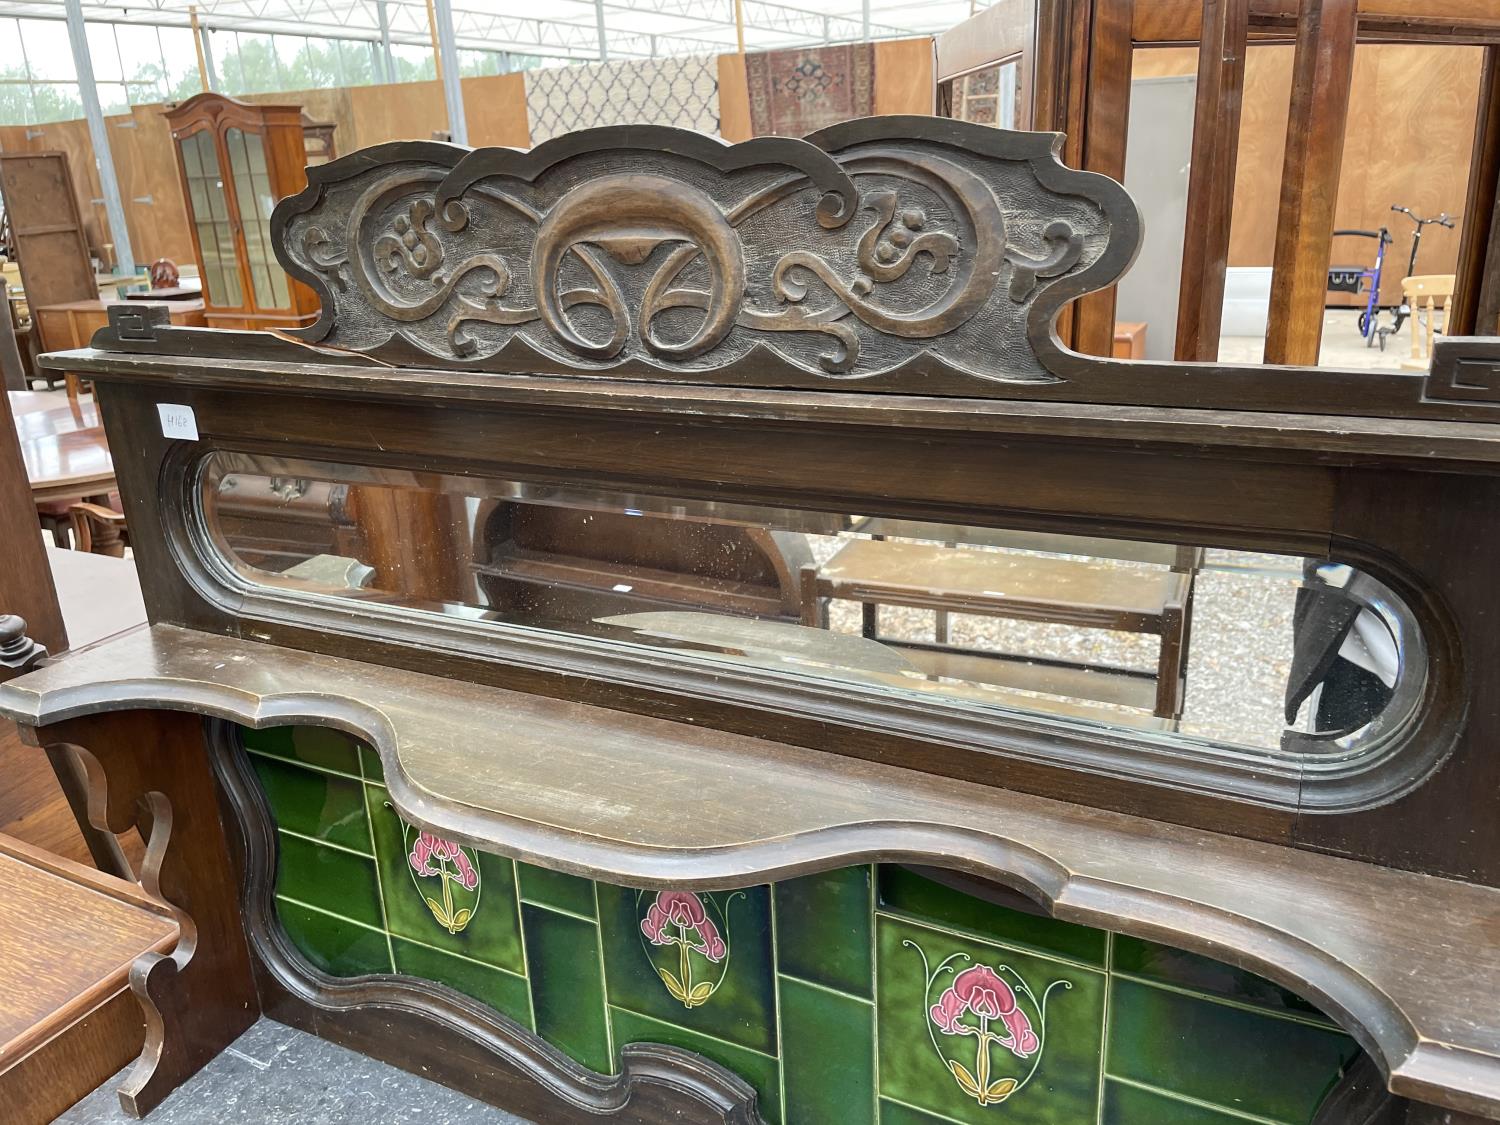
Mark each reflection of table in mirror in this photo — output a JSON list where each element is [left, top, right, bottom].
[[804, 521, 1200, 721]]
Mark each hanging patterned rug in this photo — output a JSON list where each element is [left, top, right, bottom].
[[745, 44, 876, 137]]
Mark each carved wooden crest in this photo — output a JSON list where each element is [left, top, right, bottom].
[[273, 119, 1140, 388]]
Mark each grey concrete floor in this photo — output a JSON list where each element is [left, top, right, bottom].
[[54, 1018, 535, 1125]]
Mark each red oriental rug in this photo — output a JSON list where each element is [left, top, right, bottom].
[[744, 44, 876, 137]]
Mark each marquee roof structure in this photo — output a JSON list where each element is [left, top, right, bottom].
[[0, 0, 981, 63]]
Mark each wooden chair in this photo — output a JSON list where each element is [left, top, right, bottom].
[[67, 498, 128, 557], [1401, 274, 1455, 369]]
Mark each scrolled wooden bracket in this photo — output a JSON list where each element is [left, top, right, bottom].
[[26, 709, 259, 1118]]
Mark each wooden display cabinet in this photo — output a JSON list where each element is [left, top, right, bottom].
[[164, 93, 318, 332]]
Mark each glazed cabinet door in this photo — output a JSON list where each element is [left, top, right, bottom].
[[222, 125, 292, 316], [176, 127, 245, 312]]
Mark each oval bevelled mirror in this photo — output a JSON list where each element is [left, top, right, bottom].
[[192, 451, 1426, 770]]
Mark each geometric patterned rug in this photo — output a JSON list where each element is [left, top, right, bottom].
[[524, 55, 721, 144], [745, 43, 876, 137]]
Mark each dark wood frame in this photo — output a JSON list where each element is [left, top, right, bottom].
[[5, 122, 1500, 1121]]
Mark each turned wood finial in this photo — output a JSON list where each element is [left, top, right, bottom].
[[0, 614, 47, 679]]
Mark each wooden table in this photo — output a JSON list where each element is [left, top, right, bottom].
[[32, 297, 205, 354], [9, 391, 114, 506]]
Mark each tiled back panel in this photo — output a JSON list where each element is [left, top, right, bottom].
[[245, 727, 1359, 1125]]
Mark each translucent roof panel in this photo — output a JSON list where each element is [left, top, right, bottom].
[[0, 0, 984, 63]]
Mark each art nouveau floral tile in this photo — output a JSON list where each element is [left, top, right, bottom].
[[517, 861, 597, 918], [391, 936, 532, 1030], [1101, 1080, 1254, 1124], [1111, 935, 1330, 1020], [252, 754, 370, 853], [250, 728, 1362, 1125], [364, 784, 524, 974], [597, 883, 777, 1057], [779, 976, 875, 1125], [244, 724, 362, 776], [876, 915, 1105, 1125], [879, 1098, 966, 1125], [276, 832, 384, 930], [357, 743, 384, 782]]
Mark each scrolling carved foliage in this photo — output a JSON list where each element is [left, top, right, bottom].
[[274, 121, 1140, 388]]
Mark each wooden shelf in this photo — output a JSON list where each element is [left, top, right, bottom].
[[3, 624, 1499, 1119]]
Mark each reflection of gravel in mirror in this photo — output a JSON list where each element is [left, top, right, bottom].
[[1178, 568, 1298, 748], [814, 538, 1300, 751]]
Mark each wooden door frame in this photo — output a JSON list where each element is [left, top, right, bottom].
[[936, 0, 1500, 360]]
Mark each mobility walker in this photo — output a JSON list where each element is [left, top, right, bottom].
[[1327, 205, 1455, 349]]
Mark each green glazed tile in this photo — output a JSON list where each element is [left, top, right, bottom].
[[242, 724, 361, 776], [358, 743, 385, 782], [876, 914, 1104, 1125], [1107, 978, 1357, 1123], [518, 861, 597, 918], [391, 937, 532, 1030], [523, 903, 613, 1074], [252, 754, 371, 854], [598, 882, 776, 1057], [878, 866, 1106, 966], [1102, 1080, 1257, 1124], [878, 1098, 964, 1125], [775, 865, 872, 998], [1112, 936, 1330, 1022], [277, 897, 391, 977], [780, 976, 874, 1125], [609, 1006, 781, 1125], [276, 832, 383, 928], [366, 784, 523, 974]]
